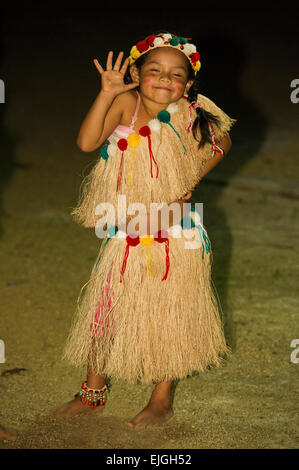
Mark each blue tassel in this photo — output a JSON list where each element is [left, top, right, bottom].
[[195, 225, 211, 259], [167, 122, 186, 154], [157, 110, 186, 154], [95, 225, 119, 270], [188, 208, 211, 258]]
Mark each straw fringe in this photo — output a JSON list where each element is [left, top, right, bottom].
[[196, 93, 237, 142], [64, 94, 235, 383], [71, 158, 106, 227], [63, 229, 230, 384], [70, 95, 236, 229]]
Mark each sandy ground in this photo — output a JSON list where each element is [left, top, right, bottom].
[[0, 8, 298, 449]]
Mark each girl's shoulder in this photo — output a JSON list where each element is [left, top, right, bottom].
[[177, 93, 229, 114], [173, 94, 235, 147], [196, 93, 225, 114], [176, 93, 228, 117], [114, 89, 138, 110], [115, 90, 139, 126]]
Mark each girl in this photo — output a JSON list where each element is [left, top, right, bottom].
[[53, 32, 235, 429]]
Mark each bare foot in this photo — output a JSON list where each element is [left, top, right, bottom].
[[127, 401, 173, 429], [51, 395, 105, 418], [0, 425, 18, 441]]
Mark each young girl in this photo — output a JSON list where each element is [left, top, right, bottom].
[[53, 32, 235, 429]]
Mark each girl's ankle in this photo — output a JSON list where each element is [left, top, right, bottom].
[[75, 380, 110, 408], [86, 374, 107, 389], [149, 394, 171, 409]]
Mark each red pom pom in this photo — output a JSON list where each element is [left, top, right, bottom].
[[190, 52, 200, 64], [136, 41, 149, 52], [154, 230, 169, 243], [147, 35, 156, 46], [117, 138, 128, 151], [139, 125, 151, 137], [126, 234, 140, 247]]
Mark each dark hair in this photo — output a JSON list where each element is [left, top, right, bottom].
[[124, 42, 219, 149]]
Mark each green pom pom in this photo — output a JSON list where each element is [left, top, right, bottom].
[[179, 37, 187, 44], [169, 36, 179, 46], [157, 110, 171, 123], [180, 216, 195, 230], [100, 141, 109, 161], [108, 225, 118, 238]]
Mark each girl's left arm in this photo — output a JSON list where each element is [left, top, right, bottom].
[[181, 133, 232, 200], [200, 132, 232, 180]]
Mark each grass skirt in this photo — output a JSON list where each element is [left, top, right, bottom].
[[63, 211, 230, 384]]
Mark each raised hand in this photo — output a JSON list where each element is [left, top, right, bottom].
[[94, 51, 139, 98]]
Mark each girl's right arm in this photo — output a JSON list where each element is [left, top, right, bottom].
[[76, 51, 139, 152], [199, 132, 232, 180]]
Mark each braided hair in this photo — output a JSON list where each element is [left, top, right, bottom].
[[124, 46, 219, 149], [186, 65, 220, 148]]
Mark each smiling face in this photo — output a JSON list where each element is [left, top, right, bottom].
[[131, 48, 194, 105]]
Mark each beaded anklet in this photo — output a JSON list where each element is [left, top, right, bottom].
[[75, 381, 110, 408]]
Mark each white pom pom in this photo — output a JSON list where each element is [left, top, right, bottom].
[[166, 102, 178, 114], [163, 34, 172, 41], [107, 143, 117, 158], [168, 224, 182, 238], [115, 230, 127, 240], [184, 44, 197, 55], [148, 119, 161, 133], [183, 228, 202, 250], [153, 37, 163, 46]]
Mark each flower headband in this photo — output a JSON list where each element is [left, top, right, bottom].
[[128, 33, 201, 76]]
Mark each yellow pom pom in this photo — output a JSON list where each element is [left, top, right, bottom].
[[130, 46, 141, 60], [127, 133, 141, 148], [194, 61, 201, 72], [140, 235, 154, 247]]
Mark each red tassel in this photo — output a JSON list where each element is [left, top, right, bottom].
[[154, 230, 170, 281], [120, 235, 140, 282], [117, 139, 128, 192], [116, 152, 124, 192], [162, 239, 170, 281], [120, 244, 130, 283], [139, 126, 158, 178], [208, 122, 224, 157], [147, 135, 159, 178], [211, 143, 224, 156]]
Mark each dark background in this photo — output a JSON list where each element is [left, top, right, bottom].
[[1, 2, 298, 195], [0, 1, 299, 450]]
